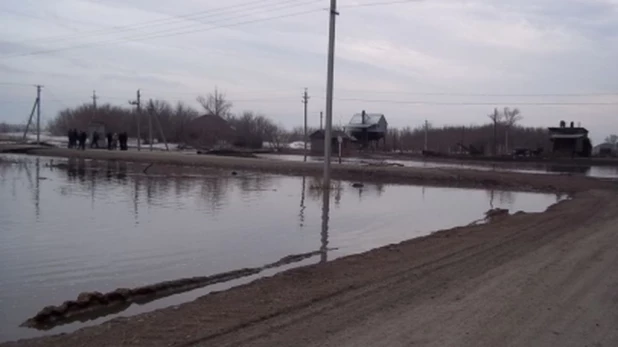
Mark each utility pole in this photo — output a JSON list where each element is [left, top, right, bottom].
[[323, 0, 338, 187], [302, 88, 309, 160], [424, 120, 429, 151], [320, 111, 323, 130], [22, 85, 42, 142], [92, 90, 97, 121], [129, 90, 141, 151], [36, 85, 42, 144], [148, 100, 153, 151]]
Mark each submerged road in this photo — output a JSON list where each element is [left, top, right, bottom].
[[4, 189, 618, 347]]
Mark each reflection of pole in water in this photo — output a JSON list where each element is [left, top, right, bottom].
[[299, 176, 306, 227], [34, 158, 40, 219], [320, 180, 331, 263], [133, 177, 140, 224], [422, 186, 426, 201]]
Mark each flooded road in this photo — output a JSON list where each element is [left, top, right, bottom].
[[259, 154, 618, 179], [0, 155, 563, 342]]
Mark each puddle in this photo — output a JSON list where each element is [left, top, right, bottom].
[[0, 155, 564, 342]]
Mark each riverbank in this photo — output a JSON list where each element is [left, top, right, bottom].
[[3, 188, 618, 347], [1, 145, 615, 194]]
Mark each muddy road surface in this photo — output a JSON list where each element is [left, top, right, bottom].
[[4, 189, 618, 347]]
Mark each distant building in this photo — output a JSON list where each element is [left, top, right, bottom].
[[592, 143, 617, 157], [309, 129, 354, 155], [548, 121, 591, 157], [344, 111, 387, 148], [186, 114, 236, 149]]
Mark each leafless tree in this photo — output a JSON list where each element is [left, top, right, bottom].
[[605, 134, 618, 145], [488, 108, 503, 155], [503, 107, 522, 153], [197, 87, 232, 118]]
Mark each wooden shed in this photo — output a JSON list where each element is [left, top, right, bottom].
[[309, 129, 354, 156]]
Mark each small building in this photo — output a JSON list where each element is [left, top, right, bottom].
[[309, 129, 354, 156], [592, 143, 617, 157], [548, 121, 591, 157], [186, 114, 237, 149], [344, 111, 387, 148]]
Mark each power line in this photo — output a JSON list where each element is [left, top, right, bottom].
[[332, 90, 618, 97], [3, 2, 324, 58], [317, 96, 618, 106], [16, 0, 315, 45], [339, 0, 424, 9]]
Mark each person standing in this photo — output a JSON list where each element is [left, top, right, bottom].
[[67, 129, 73, 149], [91, 131, 100, 149], [107, 132, 113, 150], [79, 131, 87, 150]]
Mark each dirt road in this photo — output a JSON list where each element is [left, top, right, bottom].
[[4, 189, 618, 347]]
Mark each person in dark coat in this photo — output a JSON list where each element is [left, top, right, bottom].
[[72, 129, 79, 149], [91, 131, 100, 149], [67, 130, 73, 148], [79, 131, 88, 150], [107, 132, 113, 150], [120, 132, 129, 150]]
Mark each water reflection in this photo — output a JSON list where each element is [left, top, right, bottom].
[[321, 178, 331, 264], [0, 154, 563, 343]]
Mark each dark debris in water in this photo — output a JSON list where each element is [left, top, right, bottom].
[[21, 248, 336, 330]]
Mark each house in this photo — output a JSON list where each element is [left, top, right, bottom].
[[592, 143, 617, 157], [344, 111, 387, 148], [186, 114, 237, 149], [309, 129, 354, 156], [548, 121, 592, 157]]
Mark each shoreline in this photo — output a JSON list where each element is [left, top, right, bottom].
[[3, 189, 617, 347], [1, 145, 615, 194]]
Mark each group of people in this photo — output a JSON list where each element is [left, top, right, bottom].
[[67, 130, 129, 151], [67, 129, 89, 150], [106, 132, 129, 151]]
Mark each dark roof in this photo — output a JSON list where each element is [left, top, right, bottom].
[[548, 127, 588, 134], [309, 129, 353, 140]]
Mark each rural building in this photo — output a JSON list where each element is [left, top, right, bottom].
[[186, 114, 237, 149], [309, 129, 354, 156], [344, 111, 387, 149], [548, 121, 591, 157], [593, 143, 617, 157]]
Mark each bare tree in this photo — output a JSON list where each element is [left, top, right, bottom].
[[197, 87, 232, 118], [605, 134, 618, 145], [503, 107, 522, 153], [488, 108, 503, 155]]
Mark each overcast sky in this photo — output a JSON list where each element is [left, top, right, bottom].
[[1, 0, 617, 143]]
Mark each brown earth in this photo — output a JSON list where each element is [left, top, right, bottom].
[[3, 146, 618, 347], [3, 146, 616, 194]]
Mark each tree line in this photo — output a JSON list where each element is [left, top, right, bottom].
[[46, 90, 550, 153]]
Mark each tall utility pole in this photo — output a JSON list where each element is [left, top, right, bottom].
[[424, 120, 429, 151], [22, 85, 42, 143], [323, 0, 338, 187], [36, 85, 42, 144], [129, 90, 142, 151], [302, 88, 309, 160], [148, 100, 153, 151], [91, 90, 98, 124], [320, 111, 323, 130]]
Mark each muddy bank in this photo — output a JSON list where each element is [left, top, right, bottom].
[[10, 146, 617, 194], [3, 190, 617, 347], [21, 250, 328, 330]]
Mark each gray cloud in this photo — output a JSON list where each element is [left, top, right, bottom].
[[0, 0, 617, 143]]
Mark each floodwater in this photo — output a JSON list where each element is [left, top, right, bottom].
[[0, 155, 563, 342], [259, 154, 618, 179]]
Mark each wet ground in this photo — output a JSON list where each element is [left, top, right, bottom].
[[259, 154, 618, 179], [0, 155, 563, 342]]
